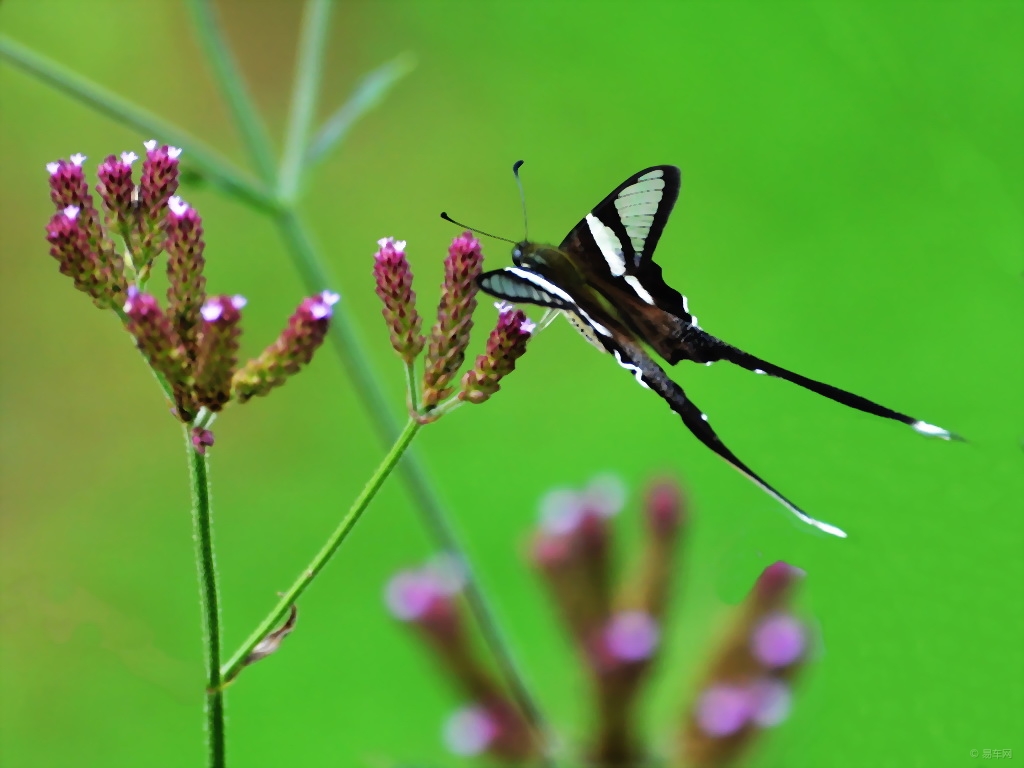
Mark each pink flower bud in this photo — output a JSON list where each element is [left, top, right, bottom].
[[123, 288, 194, 420], [191, 427, 215, 455], [136, 141, 182, 256], [96, 152, 137, 226], [373, 237, 424, 363], [194, 295, 244, 411], [231, 291, 338, 403], [165, 197, 207, 360], [458, 304, 533, 405], [46, 155, 123, 307], [45, 205, 125, 309], [422, 232, 484, 408]]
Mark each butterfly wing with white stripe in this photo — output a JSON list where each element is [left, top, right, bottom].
[[559, 167, 702, 364], [559, 166, 689, 318]]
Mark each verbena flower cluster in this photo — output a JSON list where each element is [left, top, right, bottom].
[[386, 476, 812, 766], [373, 234, 533, 419], [45, 143, 336, 430]]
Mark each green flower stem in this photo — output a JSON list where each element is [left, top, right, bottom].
[[184, 425, 225, 768], [0, 34, 276, 214], [185, 0, 277, 184], [404, 360, 420, 413], [277, 0, 333, 204], [221, 417, 421, 682], [8, 27, 552, 755]]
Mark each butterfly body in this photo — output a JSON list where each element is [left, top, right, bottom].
[[477, 165, 957, 537]]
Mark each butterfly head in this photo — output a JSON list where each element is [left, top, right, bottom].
[[511, 240, 553, 270]]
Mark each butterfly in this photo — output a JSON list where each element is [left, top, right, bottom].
[[476, 165, 959, 538]]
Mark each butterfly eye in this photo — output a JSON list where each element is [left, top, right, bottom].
[[512, 246, 523, 263]]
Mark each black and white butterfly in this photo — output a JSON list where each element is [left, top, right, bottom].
[[477, 165, 959, 538]]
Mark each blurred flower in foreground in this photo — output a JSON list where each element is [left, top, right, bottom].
[[384, 557, 538, 761], [44, 145, 336, 430], [386, 474, 815, 767], [682, 561, 808, 767], [371, 232, 534, 421]]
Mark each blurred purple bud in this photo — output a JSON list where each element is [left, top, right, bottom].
[[755, 561, 805, 603], [604, 611, 660, 663], [749, 678, 792, 728], [384, 568, 457, 622], [645, 478, 684, 535], [539, 475, 626, 534], [751, 614, 806, 669], [695, 684, 755, 738], [443, 705, 498, 757]]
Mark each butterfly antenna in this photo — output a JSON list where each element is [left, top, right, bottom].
[[439, 212, 515, 244], [512, 159, 528, 239]]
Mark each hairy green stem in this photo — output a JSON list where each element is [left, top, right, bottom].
[[185, 425, 225, 768], [222, 418, 420, 682]]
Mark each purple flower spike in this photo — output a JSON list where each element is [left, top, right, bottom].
[[422, 232, 485, 408], [373, 237, 425, 364], [444, 705, 498, 757], [231, 291, 335, 403], [695, 684, 755, 738], [458, 304, 533, 405], [751, 613, 806, 669], [604, 611, 660, 663], [46, 203, 124, 308], [194, 295, 244, 411], [96, 153, 137, 237], [165, 196, 207, 360], [136, 140, 181, 254], [47, 156, 91, 210], [122, 290, 194, 419]]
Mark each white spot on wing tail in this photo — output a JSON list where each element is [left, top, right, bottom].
[[912, 420, 954, 440]]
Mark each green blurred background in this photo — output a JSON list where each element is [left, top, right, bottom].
[[1, 1, 1022, 766]]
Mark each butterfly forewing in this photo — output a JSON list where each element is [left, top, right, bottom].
[[561, 166, 690, 314]]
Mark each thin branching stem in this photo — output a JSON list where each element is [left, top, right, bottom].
[[277, 0, 333, 204], [222, 418, 421, 682], [5, 19, 554, 759], [0, 35, 276, 213], [185, 0, 278, 184]]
